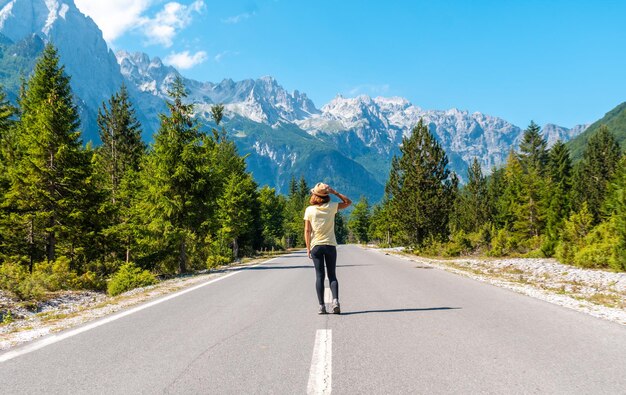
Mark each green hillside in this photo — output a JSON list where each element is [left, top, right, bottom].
[[567, 101, 626, 161]]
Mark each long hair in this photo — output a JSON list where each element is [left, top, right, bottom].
[[310, 194, 330, 205]]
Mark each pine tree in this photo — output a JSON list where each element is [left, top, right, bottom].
[[97, 84, 145, 203], [0, 87, 15, 137], [284, 175, 308, 248], [218, 173, 258, 259], [572, 125, 621, 223], [544, 141, 572, 251], [499, 150, 526, 232], [518, 121, 548, 174], [604, 155, 626, 269], [0, 87, 16, 190], [335, 211, 348, 244], [5, 44, 93, 266], [348, 196, 371, 244], [288, 175, 298, 197], [137, 76, 210, 273], [206, 103, 262, 257], [258, 186, 286, 249], [0, 87, 17, 257], [518, 122, 549, 238], [298, 176, 309, 201], [95, 85, 146, 264], [486, 166, 506, 228], [368, 199, 396, 246], [452, 157, 489, 233], [385, 119, 455, 246]]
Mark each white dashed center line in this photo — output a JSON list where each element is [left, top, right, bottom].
[[307, 329, 332, 394]]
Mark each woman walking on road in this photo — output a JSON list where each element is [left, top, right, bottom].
[[304, 183, 352, 314]]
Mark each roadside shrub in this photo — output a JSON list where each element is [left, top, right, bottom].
[[556, 204, 593, 265], [0, 258, 109, 300], [107, 262, 157, 296], [522, 236, 546, 258], [31, 257, 80, 291], [488, 229, 519, 257], [418, 237, 446, 257], [0, 261, 29, 296], [540, 238, 558, 257], [77, 271, 107, 291], [207, 254, 232, 268], [441, 231, 472, 257], [0, 261, 45, 300], [16, 276, 46, 301], [572, 220, 622, 270]]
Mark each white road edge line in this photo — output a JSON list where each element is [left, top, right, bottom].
[[307, 329, 332, 395], [0, 258, 279, 363]]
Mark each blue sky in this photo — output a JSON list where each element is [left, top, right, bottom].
[[76, 0, 626, 128]]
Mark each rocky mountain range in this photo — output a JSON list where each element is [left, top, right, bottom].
[[0, 0, 590, 202]]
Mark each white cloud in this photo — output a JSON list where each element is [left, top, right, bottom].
[[141, 1, 205, 47], [75, 0, 206, 47], [75, 0, 154, 43], [221, 12, 255, 24], [164, 50, 208, 69]]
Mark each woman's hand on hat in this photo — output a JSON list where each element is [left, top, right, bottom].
[[327, 186, 337, 195]]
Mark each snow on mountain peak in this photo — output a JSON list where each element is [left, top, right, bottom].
[[0, 0, 80, 41], [0, 0, 128, 138], [117, 51, 320, 124]]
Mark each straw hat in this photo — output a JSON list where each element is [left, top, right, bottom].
[[310, 182, 331, 197]]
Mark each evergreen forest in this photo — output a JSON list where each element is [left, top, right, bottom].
[[1, 45, 624, 304], [0, 45, 338, 299], [362, 119, 626, 272]]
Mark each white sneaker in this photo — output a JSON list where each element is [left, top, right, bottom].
[[332, 299, 340, 314]]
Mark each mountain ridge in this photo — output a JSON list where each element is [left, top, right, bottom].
[[0, 0, 591, 202], [566, 102, 626, 161]]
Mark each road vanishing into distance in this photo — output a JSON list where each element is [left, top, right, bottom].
[[1, 245, 625, 394]]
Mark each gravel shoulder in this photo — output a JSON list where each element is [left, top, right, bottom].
[[0, 255, 278, 351], [369, 247, 626, 325]]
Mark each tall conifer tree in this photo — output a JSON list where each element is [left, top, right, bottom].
[[258, 186, 286, 249], [519, 121, 548, 174], [0, 87, 16, 189], [348, 196, 371, 243], [6, 44, 92, 265], [385, 119, 455, 246], [453, 157, 489, 233], [0, 87, 17, 256], [138, 76, 209, 273], [573, 125, 621, 223], [604, 156, 626, 270], [97, 84, 145, 202], [544, 141, 572, 248], [96, 85, 145, 263], [218, 173, 258, 259]]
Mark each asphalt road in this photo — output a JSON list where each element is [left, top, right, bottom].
[[1, 245, 625, 394]]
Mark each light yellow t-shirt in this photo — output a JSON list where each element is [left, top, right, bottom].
[[304, 202, 339, 248]]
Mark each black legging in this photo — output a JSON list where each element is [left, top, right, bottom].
[[311, 245, 338, 305]]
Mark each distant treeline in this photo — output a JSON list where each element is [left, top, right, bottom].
[[349, 118, 626, 272]]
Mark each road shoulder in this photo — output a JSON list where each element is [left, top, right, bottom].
[[367, 247, 626, 325]]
